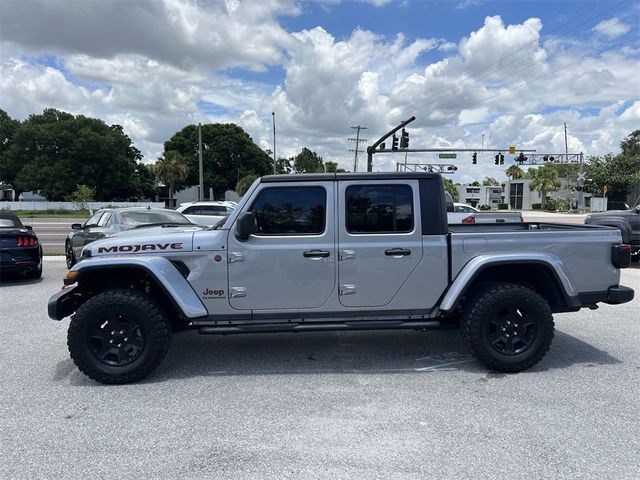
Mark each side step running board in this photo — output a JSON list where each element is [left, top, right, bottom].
[[198, 320, 442, 335]]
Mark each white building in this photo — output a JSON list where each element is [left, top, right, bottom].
[[458, 179, 592, 210], [457, 185, 504, 208]]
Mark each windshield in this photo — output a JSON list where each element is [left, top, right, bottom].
[[120, 210, 193, 226]]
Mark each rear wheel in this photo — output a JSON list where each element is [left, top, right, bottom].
[[65, 241, 76, 269], [67, 289, 171, 384], [462, 283, 554, 372]]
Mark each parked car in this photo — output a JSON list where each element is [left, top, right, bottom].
[[0, 212, 43, 278], [585, 203, 640, 261], [176, 201, 236, 226], [65, 207, 196, 268], [449, 202, 523, 224], [49, 172, 633, 384]]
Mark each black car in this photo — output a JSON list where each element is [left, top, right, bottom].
[[65, 207, 196, 268], [0, 212, 43, 279]]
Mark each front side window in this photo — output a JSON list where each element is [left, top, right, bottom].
[[84, 212, 104, 228], [346, 184, 413, 234], [250, 186, 326, 235], [97, 212, 112, 227]]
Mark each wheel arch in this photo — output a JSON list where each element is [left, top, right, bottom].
[[440, 255, 578, 313], [68, 256, 208, 321]]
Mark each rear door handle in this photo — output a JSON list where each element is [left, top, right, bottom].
[[385, 248, 411, 256], [303, 250, 330, 258]]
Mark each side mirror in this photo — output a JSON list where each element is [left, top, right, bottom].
[[235, 212, 257, 241], [71, 223, 83, 230]]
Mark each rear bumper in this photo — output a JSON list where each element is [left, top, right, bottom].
[[579, 285, 635, 306]]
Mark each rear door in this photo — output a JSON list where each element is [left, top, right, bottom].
[[337, 180, 423, 307]]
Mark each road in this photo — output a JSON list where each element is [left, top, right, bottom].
[[1, 259, 638, 479], [21, 217, 86, 255], [22, 212, 587, 256]]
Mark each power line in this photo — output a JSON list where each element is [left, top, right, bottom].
[[420, 1, 628, 109], [349, 125, 367, 172], [429, 12, 637, 113]]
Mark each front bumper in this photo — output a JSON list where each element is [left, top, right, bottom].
[[579, 285, 635, 306], [48, 286, 82, 320]]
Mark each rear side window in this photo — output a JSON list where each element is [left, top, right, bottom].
[[346, 184, 413, 234], [250, 186, 326, 235]]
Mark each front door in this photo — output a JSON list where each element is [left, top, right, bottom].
[[227, 182, 336, 311], [337, 180, 423, 307]]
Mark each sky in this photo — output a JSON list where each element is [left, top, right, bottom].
[[1, 0, 639, 184]]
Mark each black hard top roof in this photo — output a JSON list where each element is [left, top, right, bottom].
[[260, 172, 441, 183]]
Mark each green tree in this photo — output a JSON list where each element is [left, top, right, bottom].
[[324, 161, 347, 173], [442, 178, 459, 201], [163, 123, 272, 199], [482, 176, 500, 186], [0, 109, 22, 195], [529, 166, 561, 209], [293, 147, 324, 173], [505, 165, 524, 180], [152, 151, 189, 207], [5, 109, 144, 200], [131, 163, 158, 200], [470, 180, 481, 187], [66, 184, 95, 211], [584, 130, 640, 201], [236, 174, 258, 196]]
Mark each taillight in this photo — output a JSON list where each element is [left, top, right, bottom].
[[462, 215, 475, 224], [612, 244, 631, 268], [17, 236, 38, 247]]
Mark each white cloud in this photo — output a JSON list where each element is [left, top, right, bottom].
[[593, 17, 631, 39], [1, 4, 638, 178]]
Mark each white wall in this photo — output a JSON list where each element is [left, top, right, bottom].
[[0, 201, 164, 211]]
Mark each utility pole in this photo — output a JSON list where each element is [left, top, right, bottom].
[[349, 125, 367, 172], [198, 123, 203, 201], [272, 112, 276, 174], [564, 123, 569, 157]]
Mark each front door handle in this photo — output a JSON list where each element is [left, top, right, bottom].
[[303, 250, 330, 258], [385, 248, 411, 256]]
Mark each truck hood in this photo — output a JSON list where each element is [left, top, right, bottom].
[[84, 225, 210, 257]]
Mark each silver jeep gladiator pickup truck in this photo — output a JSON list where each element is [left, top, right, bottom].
[[48, 173, 634, 384]]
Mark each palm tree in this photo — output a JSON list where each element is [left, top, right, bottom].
[[152, 151, 189, 208], [506, 165, 524, 180], [529, 167, 561, 209]]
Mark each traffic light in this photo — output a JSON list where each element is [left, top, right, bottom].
[[472, 152, 477, 164], [517, 152, 527, 163], [494, 154, 499, 165], [549, 156, 555, 162], [543, 155, 549, 162], [575, 186, 583, 192], [392, 134, 399, 151], [400, 128, 409, 149], [499, 153, 505, 165]]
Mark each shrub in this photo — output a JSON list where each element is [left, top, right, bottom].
[[497, 203, 508, 210], [531, 203, 542, 210]]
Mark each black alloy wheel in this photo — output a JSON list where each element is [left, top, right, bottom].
[[68, 289, 171, 384], [65, 241, 76, 269], [87, 312, 146, 367], [462, 283, 554, 372], [486, 305, 536, 355]]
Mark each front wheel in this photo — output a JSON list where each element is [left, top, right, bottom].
[[65, 241, 76, 269], [462, 283, 554, 372], [67, 289, 172, 384]]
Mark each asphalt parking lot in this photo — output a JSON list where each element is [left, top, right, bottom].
[[1, 259, 639, 479]]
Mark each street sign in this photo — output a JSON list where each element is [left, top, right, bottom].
[[577, 172, 586, 181], [438, 153, 457, 159], [509, 146, 516, 154]]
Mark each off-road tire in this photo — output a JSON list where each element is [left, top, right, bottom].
[[65, 241, 76, 269], [462, 283, 554, 372], [68, 289, 171, 384]]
